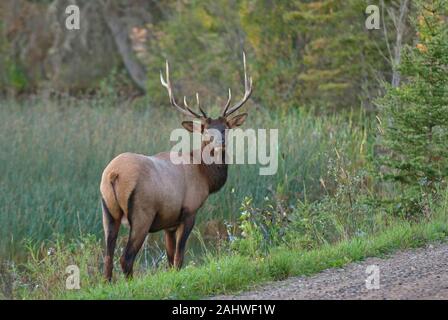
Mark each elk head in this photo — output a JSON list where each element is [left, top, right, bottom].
[[160, 52, 253, 157]]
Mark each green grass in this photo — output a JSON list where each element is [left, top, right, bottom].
[[0, 96, 371, 260], [60, 212, 447, 299], [8, 197, 446, 300], [2, 96, 447, 300]]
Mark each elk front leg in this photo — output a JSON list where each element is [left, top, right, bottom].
[[174, 213, 196, 269], [164, 229, 176, 268]]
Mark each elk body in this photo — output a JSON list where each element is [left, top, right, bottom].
[[100, 53, 253, 280]]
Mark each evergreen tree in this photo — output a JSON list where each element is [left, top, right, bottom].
[[286, 0, 387, 111], [377, 0, 448, 200]]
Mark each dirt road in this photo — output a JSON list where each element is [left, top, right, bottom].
[[213, 243, 448, 300]]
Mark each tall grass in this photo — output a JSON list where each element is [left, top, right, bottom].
[[0, 96, 371, 260]]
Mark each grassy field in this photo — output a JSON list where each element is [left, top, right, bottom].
[[0, 96, 370, 261], [4, 96, 447, 300]]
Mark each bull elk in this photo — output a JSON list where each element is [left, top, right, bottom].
[[100, 53, 253, 280]]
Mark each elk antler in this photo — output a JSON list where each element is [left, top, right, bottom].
[[184, 92, 208, 118], [160, 61, 205, 118], [222, 52, 253, 117]]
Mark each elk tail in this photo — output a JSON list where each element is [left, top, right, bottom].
[[100, 171, 124, 221]]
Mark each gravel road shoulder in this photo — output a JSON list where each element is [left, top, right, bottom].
[[212, 243, 448, 300]]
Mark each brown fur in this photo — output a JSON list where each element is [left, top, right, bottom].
[[101, 53, 252, 280], [100, 115, 247, 281]]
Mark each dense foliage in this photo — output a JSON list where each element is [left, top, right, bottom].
[[142, 0, 405, 111], [1, 0, 410, 111]]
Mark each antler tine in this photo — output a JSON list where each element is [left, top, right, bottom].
[[160, 60, 202, 118], [182, 95, 202, 118], [223, 52, 253, 117], [196, 92, 208, 118], [222, 88, 232, 116]]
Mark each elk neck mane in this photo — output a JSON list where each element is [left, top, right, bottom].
[[199, 162, 228, 194], [188, 149, 228, 194]]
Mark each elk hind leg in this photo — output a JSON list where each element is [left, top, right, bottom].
[[120, 204, 155, 278], [102, 198, 121, 282]]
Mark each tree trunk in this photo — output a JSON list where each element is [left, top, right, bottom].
[[100, 0, 147, 93]]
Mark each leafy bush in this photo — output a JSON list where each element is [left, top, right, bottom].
[[231, 148, 383, 256], [230, 196, 290, 256]]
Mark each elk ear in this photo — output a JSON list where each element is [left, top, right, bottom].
[[227, 113, 248, 128], [182, 121, 203, 133]]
